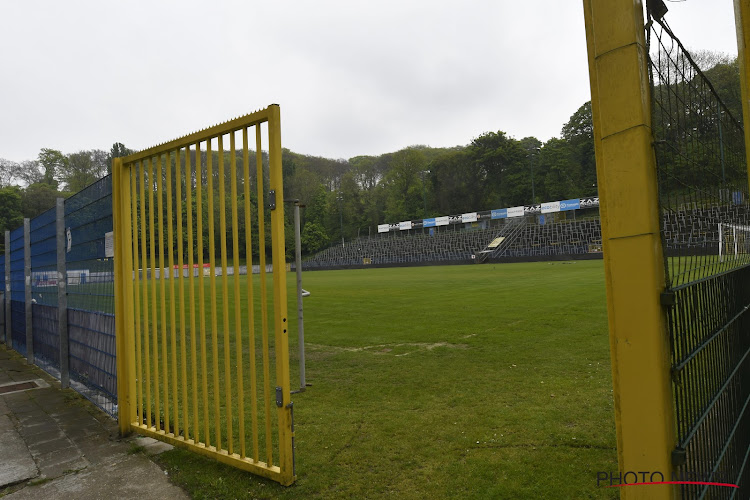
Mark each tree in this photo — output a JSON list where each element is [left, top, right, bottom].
[[301, 221, 328, 254], [37, 148, 67, 189], [0, 186, 23, 250], [21, 183, 63, 219], [62, 150, 107, 192], [0, 159, 18, 187]]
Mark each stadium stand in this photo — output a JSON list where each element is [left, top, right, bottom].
[[303, 217, 603, 269], [303, 204, 749, 270]]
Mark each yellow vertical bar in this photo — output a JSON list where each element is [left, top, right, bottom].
[[141, 159, 152, 430], [176, 149, 189, 440], [196, 143, 210, 447], [243, 127, 259, 462], [186, 146, 200, 443], [583, 1, 675, 498], [207, 138, 222, 451], [166, 151, 179, 436], [113, 158, 134, 435], [256, 124, 273, 467], [267, 105, 294, 484], [122, 163, 137, 432], [230, 132, 245, 458], [130, 162, 143, 426], [218, 135, 234, 455], [148, 156, 161, 432], [157, 153, 170, 435], [735, 0, 750, 181]]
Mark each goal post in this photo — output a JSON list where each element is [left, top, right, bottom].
[[718, 222, 750, 261]]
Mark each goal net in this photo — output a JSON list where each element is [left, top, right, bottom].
[[718, 223, 750, 261]]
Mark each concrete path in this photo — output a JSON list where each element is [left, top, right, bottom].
[[0, 345, 188, 499]]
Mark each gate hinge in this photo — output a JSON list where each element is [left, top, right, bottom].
[[269, 190, 276, 210], [275, 386, 283, 407], [660, 291, 677, 307]]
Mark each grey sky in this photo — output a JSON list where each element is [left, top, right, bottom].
[[0, 1, 739, 164]]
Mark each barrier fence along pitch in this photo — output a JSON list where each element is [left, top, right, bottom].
[[113, 105, 295, 485]]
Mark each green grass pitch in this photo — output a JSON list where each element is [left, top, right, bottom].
[[151, 260, 619, 499]]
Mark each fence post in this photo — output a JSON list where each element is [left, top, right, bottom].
[[5, 231, 10, 349], [56, 198, 69, 388], [24, 218, 33, 364], [583, 0, 675, 497]]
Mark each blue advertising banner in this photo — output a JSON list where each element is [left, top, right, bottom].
[[491, 208, 507, 219], [423, 218, 437, 227], [560, 199, 580, 211]]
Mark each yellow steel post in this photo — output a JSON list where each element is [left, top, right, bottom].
[[148, 156, 161, 432], [156, 154, 170, 435], [121, 162, 137, 431], [230, 132, 246, 459], [218, 135, 234, 454], [196, 142, 210, 447], [113, 158, 134, 435], [207, 139, 222, 451], [735, 0, 750, 178], [243, 127, 259, 462], [176, 149, 189, 440], [140, 160, 152, 430], [267, 105, 294, 484], [186, 147, 199, 443], [130, 163, 143, 427], [256, 125, 273, 467], [583, 1, 676, 498], [166, 150, 179, 437]]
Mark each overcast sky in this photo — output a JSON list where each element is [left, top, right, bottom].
[[0, 1, 740, 164]]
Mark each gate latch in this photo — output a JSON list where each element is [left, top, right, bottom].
[[269, 190, 276, 211]]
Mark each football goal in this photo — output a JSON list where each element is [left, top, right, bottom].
[[718, 222, 750, 261]]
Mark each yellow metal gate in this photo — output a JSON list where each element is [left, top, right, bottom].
[[112, 105, 295, 485]]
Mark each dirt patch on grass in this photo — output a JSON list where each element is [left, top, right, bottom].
[[306, 342, 468, 358]]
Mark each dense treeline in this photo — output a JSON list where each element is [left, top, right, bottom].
[[1, 52, 739, 258]]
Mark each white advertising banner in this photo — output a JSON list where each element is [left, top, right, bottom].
[[541, 201, 560, 214], [399, 221, 412, 231], [435, 216, 449, 226], [377, 224, 390, 233], [507, 206, 525, 218], [461, 212, 478, 223]]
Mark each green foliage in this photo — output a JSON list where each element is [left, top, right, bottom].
[[21, 183, 66, 219], [301, 221, 328, 254], [0, 186, 23, 251]]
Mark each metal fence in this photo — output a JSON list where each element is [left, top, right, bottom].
[[0, 175, 116, 417], [649, 14, 750, 498]]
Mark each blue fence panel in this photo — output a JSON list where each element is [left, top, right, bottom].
[[30, 206, 59, 372], [9, 226, 25, 355], [65, 176, 116, 417]]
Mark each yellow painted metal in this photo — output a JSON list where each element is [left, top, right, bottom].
[[230, 132, 246, 459], [243, 127, 259, 462], [166, 151, 179, 436], [735, 0, 750, 183], [218, 135, 234, 455], [130, 164, 142, 429], [113, 158, 134, 435], [156, 154, 170, 435], [148, 156, 160, 432], [256, 125, 273, 467], [139, 161, 152, 430], [196, 142, 210, 447], [185, 147, 199, 443], [115, 105, 295, 485], [267, 106, 293, 483], [175, 150, 189, 439], [207, 139, 222, 451], [583, 2, 676, 498]]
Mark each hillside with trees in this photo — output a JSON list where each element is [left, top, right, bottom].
[[0, 52, 739, 257]]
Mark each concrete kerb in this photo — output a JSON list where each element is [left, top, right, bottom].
[[0, 344, 187, 499]]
